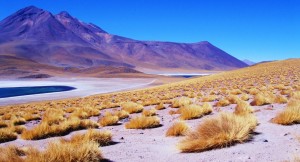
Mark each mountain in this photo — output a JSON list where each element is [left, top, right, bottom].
[[242, 59, 256, 66], [0, 6, 248, 77]]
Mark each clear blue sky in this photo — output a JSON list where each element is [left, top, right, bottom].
[[0, 0, 299, 62]]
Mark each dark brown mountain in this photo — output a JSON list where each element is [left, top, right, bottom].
[[0, 6, 248, 76]]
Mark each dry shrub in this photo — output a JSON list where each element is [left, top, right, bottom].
[[215, 99, 230, 107], [142, 108, 157, 116], [23, 113, 41, 121], [234, 101, 254, 115], [12, 117, 26, 125], [275, 95, 288, 104], [0, 121, 8, 128], [0, 128, 17, 143], [227, 95, 241, 104], [240, 94, 250, 101], [272, 99, 300, 125], [42, 109, 65, 125], [64, 129, 112, 146], [0, 146, 24, 162], [166, 121, 189, 136], [121, 102, 144, 114], [179, 112, 257, 152], [25, 140, 102, 162], [114, 110, 129, 119], [125, 116, 160, 129], [99, 115, 119, 127], [250, 92, 275, 106], [230, 89, 243, 95], [180, 104, 212, 120], [155, 102, 165, 110], [21, 118, 99, 140], [202, 95, 218, 102], [171, 97, 192, 108]]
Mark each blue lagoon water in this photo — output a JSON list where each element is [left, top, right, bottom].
[[0, 86, 76, 98]]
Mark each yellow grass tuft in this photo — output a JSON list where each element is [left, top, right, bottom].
[[155, 102, 165, 110], [171, 97, 192, 108], [166, 121, 189, 136], [250, 92, 275, 106], [25, 140, 103, 162], [114, 110, 129, 119], [178, 112, 257, 152], [201, 95, 218, 102], [99, 115, 119, 127], [240, 94, 250, 101], [64, 129, 112, 146], [0, 146, 24, 162], [121, 102, 144, 114], [215, 99, 230, 107], [234, 100, 254, 115], [274, 95, 288, 104], [180, 104, 212, 120], [0, 128, 18, 143], [142, 108, 157, 116], [272, 99, 300, 125], [125, 116, 161, 129]]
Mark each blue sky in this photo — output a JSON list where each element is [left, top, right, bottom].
[[0, 0, 299, 62]]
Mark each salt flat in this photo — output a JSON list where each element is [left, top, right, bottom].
[[0, 78, 156, 106]]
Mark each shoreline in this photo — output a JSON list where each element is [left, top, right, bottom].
[[0, 78, 157, 106]]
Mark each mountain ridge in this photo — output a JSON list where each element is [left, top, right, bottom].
[[0, 6, 248, 75]]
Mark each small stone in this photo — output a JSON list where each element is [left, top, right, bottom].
[[120, 137, 124, 140], [263, 139, 268, 142]]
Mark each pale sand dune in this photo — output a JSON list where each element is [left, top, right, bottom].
[[0, 78, 156, 106]]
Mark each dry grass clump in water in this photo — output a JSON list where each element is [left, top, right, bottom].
[[121, 102, 144, 114], [234, 100, 254, 115], [171, 97, 192, 108], [142, 108, 157, 116], [179, 112, 257, 152], [272, 99, 300, 125], [166, 121, 189, 136], [125, 116, 160, 129], [180, 104, 212, 120], [64, 129, 112, 146], [0, 128, 17, 143], [155, 102, 165, 110]]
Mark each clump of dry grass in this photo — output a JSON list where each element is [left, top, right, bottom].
[[64, 129, 112, 146], [21, 118, 99, 140], [180, 104, 212, 120], [178, 112, 257, 152], [227, 95, 241, 104], [0, 121, 8, 128], [234, 100, 254, 115], [251, 92, 275, 106], [142, 108, 157, 116], [42, 109, 65, 125], [166, 121, 189, 136], [274, 95, 288, 104], [0, 146, 24, 162], [201, 95, 218, 102], [240, 94, 250, 101], [215, 99, 230, 107], [114, 110, 129, 119], [171, 97, 192, 108], [125, 116, 161, 129], [23, 113, 41, 121], [99, 114, 119, 127], [155, 102, 165, 110], [121, 102, 144, 114], [25, 140, 103, 162], [272, 99, 300, 125], [0, 128, 18, 143]]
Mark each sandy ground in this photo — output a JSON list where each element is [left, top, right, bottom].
[[1, 98, 299, 162], [0, 78, 157, 106]]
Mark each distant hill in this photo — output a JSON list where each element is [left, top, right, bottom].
[[242, 59, 256, 65], [0, 6, 248, 78]]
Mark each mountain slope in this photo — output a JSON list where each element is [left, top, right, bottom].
[[0, 6, 248, 74]]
